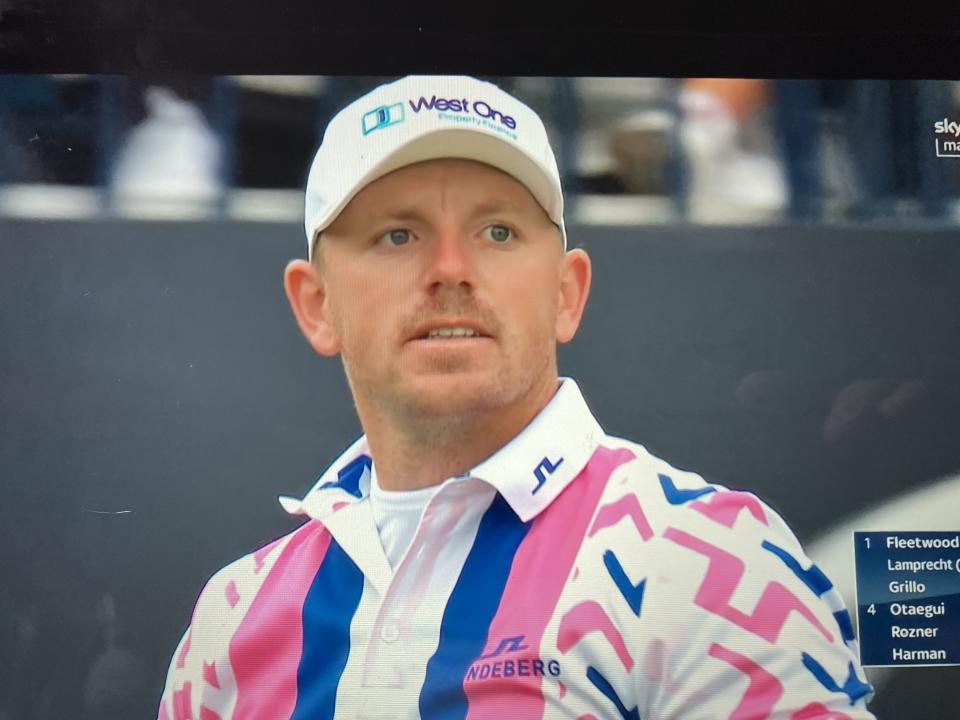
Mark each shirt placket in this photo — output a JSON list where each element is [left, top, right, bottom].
[[356, 479, 490, 718]]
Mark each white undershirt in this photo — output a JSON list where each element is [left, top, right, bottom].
[[369, 465, 439, 570]]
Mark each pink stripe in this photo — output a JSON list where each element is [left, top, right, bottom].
[[641, 638, 684, 693], [792, 703, 852, 720], [588, 493, 653, 541], [229, 522, 333, 720], [176, 628, 192, 669], [253, 536, 286, 573], [665, 527, 834, 644], [691, 491, 769, 528], [173, 682, 192, 720], [199, 707, 223, 720], [557, 600, 634, 671], [203, 661, 220, 690], [464, 446, 635, 720], [158, 698, 171, 720], [709, 643, 783, 719], [225, 581, 240, 609]]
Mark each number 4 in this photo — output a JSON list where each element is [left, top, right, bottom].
[[867, 604, 876, 615]]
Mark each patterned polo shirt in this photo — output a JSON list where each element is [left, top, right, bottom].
[[158, 377, 875, 719]]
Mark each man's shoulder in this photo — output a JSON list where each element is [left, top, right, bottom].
[[592, 434, 799, 550], [188, 519, 324, 628], [587, 435, 824, 629]]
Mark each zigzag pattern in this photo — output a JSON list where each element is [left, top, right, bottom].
[[833, 610, 856, 644], [762, 541, 860, 647], [659, 473, 717, 505], [557, 600, 634, 671], [173, 682, 192, 720], [762, 541, 832, 596], [225, 581, 240, 609], [589, 494, 654, 541], [603, 550, 646, 616], [664, 528, 834, 644], [791, 703, 853, 719], [691, 491, 769, 528], [709, 643, 783, 719], [253, 539, 281, 573], [176, 628, 192, 669], [203, 661, 220, 690], [586, 666, 641, 720], [801, 653, 873, 706]]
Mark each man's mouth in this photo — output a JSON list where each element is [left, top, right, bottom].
[[410, 320, 492, 341], [425, 327, 479, 339]]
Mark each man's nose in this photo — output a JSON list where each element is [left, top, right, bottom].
[[423, 227, 474, 291]]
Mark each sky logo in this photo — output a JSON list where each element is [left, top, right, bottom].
[[362, 103, 405, 135], [934, 118, 960, 157]]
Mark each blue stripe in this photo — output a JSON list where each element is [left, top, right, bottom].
[[658, 473, 716, 505], [586, 666, 641, 720], [318, 454, 370, 498], [762, 540, 833, 596], [833, 609, 856, 643], [419, 494, 530, 720], [291, 539, 365, 720], [603, 549, 646, 616], [802, 653, 873, 706]]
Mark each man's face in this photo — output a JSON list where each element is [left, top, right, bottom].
[[297, 158, 587, 426]]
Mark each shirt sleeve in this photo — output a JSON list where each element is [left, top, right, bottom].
[[156, 626, 192, 720], [631, 485, 876, 719], [154, 561, 240, 720]]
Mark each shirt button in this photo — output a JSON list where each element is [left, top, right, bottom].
[[380, 621, 400, 643]]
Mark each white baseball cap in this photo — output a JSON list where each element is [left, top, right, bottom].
[[304, 75, 567, 259]]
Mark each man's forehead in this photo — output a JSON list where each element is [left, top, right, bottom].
[[343, 158, 546, 218], [373, 157, 525, 189]]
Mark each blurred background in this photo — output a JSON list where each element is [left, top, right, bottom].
[[2, 75, 960, 223], [1, 74, 959, 718]]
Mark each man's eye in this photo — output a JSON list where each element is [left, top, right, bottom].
[[485, 225, 513, 243], [377, 229, 412, 246]]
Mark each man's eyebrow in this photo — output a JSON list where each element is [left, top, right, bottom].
[[360, 207, 429, 226], [466, 199, 528, 218], [361, 199, 528, 226]]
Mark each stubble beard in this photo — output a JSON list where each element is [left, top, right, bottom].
[[341, 329, 556, 443]]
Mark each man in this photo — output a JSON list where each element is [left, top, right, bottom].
[[158, 75, 876, 719]]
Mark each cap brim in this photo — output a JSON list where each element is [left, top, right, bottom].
[[307, 127, 564, 253]]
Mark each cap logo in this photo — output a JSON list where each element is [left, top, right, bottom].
[[407, 95, 519, 140], [361, 103, 405, 135]]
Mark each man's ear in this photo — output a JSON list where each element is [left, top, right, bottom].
[[283, 259, 341, 356], [555, 248, 592, 344]]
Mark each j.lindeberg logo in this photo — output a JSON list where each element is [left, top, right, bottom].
[[362, 103, 405, 135], [933, 118, 960, 157], [465, 634, 561, 683]]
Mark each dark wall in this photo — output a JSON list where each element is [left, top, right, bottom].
[[2, 219, 958, 718]]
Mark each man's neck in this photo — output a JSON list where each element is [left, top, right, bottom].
[[359, 378, 561, 492]]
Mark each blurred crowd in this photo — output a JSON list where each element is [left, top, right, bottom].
[[0, 75, 959, 223], [3, 74, 960, 720]]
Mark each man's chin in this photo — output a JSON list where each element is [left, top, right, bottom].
[[399, 376, 504, 417]]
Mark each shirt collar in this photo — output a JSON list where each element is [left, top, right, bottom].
[[279, 377, 605, 523]]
